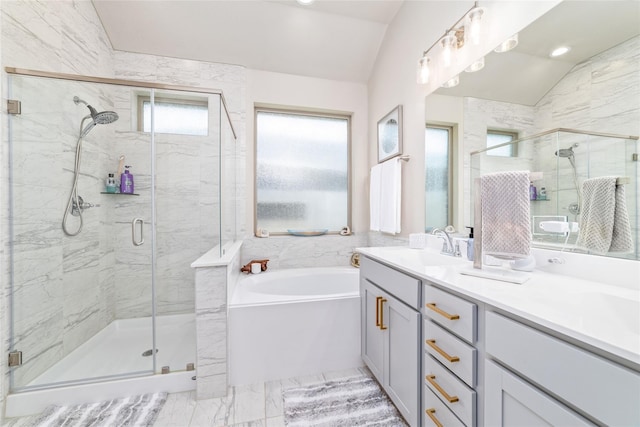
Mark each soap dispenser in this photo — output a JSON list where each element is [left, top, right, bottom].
[[466, 226, 474, 261], [120, 166, 134, 194]]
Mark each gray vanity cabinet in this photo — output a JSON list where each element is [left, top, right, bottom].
[[360, 256, 421, 427]]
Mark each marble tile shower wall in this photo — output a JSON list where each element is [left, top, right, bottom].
[[1, 0, 116, 394], [1, 0, 247, 406], [532, 35, 639, 248], [465, 36, 639, 249]]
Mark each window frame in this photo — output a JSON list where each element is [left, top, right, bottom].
[[425, 123, 454, 229], [486, 129, 519, 157], [137, 95, 209, 135], [253, 106, 352, 236]]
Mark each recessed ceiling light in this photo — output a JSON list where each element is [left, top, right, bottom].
[[296, 0, 315, 5], [550, 46, 570, 57]]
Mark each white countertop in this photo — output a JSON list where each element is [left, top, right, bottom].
[[357, 246, 640, 368]]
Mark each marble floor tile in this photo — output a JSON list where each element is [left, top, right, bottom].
[[154, 391, 197, 427], [0, 368, 369, 427], [231, 383, 266, 424]]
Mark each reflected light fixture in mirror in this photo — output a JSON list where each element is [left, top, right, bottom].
[[417, 55, 431, 84], [494, 33, 519, 53], [465, 56, 485, 73], [441, 75, 460, 88]]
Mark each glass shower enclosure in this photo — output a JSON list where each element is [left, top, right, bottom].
[[6, 68, 237, 392], [470, 128, 639, 260]]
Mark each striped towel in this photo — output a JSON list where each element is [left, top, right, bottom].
[[480, 171, 531, 259], [576, 177, 633, 254]]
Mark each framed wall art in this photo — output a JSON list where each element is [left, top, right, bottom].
[[377, 105, 403, 163]]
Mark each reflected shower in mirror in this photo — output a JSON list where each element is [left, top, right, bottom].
[[425, 0, 640, 260]]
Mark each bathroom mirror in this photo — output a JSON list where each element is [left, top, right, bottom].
[[425, 0, 640, 260]]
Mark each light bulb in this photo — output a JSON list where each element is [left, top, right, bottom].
[[417, 56, 430, 85], [441, 32, 456, 68], [467, 7, 484, 46]]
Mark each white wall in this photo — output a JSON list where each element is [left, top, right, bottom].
[[367, 1, 559, 236]]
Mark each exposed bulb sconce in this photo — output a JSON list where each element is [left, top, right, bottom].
[[494, 33, 518, 53], [441, 75, 460, 89], [466, 6, 485, 46], [465, 56, 485, 73], [416, 2, 486, 86], [417, 55, 431, 84], [441, 31, 457, 68]]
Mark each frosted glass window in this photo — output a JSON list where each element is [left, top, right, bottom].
[[256, 110, 349, 233], [425, 126, 451, 230], [141, 98, 208, 136], [487, 130, 518, 157]]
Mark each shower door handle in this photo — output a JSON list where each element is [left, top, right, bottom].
[[132, 217, 145, 246]]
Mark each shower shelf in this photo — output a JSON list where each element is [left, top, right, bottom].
[[100, 192, 140, 196]]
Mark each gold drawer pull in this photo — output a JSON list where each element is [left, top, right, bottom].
[[426, 375, 459, 403], [379, 298, 388, 330], [375, 296, 382, 327], [426, 303, 460, 320], [426, 408, 443, 427], [426, 339, 460, 363]]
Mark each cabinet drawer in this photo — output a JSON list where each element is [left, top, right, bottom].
[[486, 311, 640, 426], [424, 354, 476, 427], [361, 256, 421, 309], [424, 319, 476, 388], [424, 285, 477, 344], [423, 387, 465, 427]]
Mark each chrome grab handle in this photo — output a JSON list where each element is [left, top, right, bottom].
[[132, 217, 144, 246]]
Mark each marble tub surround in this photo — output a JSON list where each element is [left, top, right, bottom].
[[193, 241, 242, 400], [357, 245, 640, 367]]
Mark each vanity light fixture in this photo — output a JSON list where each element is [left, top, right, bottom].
[[417, 55, 431, 84], [441, 75, 460, 89], [550, 46, 570, 57], [465, 56, 485, 73], [466, 5, 485, 46], [494, 33, 519, 53], [441, 31, 457, 68], [416, 2, 486, 85]]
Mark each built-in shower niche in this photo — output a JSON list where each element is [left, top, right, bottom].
[[471, 128, 639, 260], [6, 70, 237, 400]]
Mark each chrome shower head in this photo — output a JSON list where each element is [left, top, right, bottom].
[[74, 96, 119, 137], [555, 147, 574, 158]]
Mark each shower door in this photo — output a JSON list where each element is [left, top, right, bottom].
[[7, 75, 156, 391]]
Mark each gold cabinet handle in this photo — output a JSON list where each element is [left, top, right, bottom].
[[379, 298, 388, 330], [426, 303, 460, 320], [426, 375, 459, 403], [426, 339, 460, 363], [375, 296, 382, 327], [425, 408, 443, 427]]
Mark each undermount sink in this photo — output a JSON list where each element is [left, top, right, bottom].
[[399, 249, 469, 267]]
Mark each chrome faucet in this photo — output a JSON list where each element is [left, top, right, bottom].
[[431, 228, 461, 257]]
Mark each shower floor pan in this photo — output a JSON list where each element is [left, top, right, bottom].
[[6, 313, 196, 417]]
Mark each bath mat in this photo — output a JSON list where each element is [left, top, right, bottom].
[[283, 375, 407, 426], [28, 392, 167, 427]]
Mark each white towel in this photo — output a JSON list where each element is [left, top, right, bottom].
[[369, 163, 383, 231], [480, 171, 531, 259], [576, 177, 633, 254], [379, 158, 402, 234]]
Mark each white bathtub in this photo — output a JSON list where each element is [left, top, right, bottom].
[[229, 267, 363, 385]]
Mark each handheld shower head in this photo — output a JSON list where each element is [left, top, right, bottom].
[[74, 96, 119, 137], [555, 147, 574, 158]]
